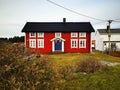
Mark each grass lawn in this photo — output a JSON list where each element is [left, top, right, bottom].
[[64, 65, 120, 90], [49, 51, 120, 66], [47, 51, 120, 90]]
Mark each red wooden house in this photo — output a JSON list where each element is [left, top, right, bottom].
[[22, 19, 94, 53]]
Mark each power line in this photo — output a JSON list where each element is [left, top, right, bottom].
[[46, 0, 106, 21], [92, 21, 107, 25], [113, 20, 120, 23], [113, 18, 120, 21]]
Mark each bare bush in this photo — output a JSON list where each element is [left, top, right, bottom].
[[76, 58, 107, 73], [111, 51, 120, 57], [60, 64, 75, 80]]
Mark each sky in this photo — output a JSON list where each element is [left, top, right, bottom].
[[0, 0, 120, 38]]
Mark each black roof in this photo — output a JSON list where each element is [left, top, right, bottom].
[[22, 22, 95, 32], [98, 29, 120, 34]]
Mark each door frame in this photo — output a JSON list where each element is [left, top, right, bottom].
[[51, 38, 65, 52], [55, 39, 62, 51]]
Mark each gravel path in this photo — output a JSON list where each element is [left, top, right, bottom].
[[100, 61, 120, 66]]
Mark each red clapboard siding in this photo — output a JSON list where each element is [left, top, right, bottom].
[[25, 32, 91, 53]]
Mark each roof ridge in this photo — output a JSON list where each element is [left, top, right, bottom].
[[27, 22, 91, 23]]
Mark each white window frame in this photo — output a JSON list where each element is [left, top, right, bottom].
[[79, 32, 86, 37], [29, 32, 36, 37], [38, 32, 44, 38], [71, 39, 78, 48], [38, 39, 44, 48], [29, 39, 36, 48], [55, 32, 61, 38], [71, 32, 78, 38], [79, 39, 86, 48]]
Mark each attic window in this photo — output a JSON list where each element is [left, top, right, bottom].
[[55, 32, 61, 38], [30, 32, 36, 37], [71, 32, 78, 37], [38, 32, 44, 38], [79, 32, 86, 37]]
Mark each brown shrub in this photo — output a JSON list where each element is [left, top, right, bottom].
[[111, 51, 120, 57], [76, 58, 107, 73], [60, 64, 75, 79]]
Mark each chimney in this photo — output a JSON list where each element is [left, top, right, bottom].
[[63, 18, 66, 23]]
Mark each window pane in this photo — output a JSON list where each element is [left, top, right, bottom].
[[29, 39, 36, 48], [79, 39, 86, 48], [38, 39, 44, 48], [71, 39, 78, 48]]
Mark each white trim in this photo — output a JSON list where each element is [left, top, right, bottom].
[[71, 32, 78, 38], [38, 39, 44, 48], [71, 39, 78, 48], [90, 37, 92, 52], [62, 41, 64, 52], [29, 39, 36, 48], [55, 32, 61, 38], [51, 37, 65, 41], [79, 39, 86, 48], [79, 32, 86, 37], [52, 41, 55, 52], [38, 32, 44, 38], [29, 32, 36, 38], [90, 33, 92, 53]]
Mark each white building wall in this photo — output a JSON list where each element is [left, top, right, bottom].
[[116, 43, 120, 51], [95, 31, 104, 51], [100, 34, 120, 41], [95, 31, 120, 51]]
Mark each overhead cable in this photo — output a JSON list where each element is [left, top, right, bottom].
[[46, 0, 106, 21]]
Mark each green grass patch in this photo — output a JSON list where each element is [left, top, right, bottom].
[[49, 51, 120, 67], [64, 65, 120, 90]]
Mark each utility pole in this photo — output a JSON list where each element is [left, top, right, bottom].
[[107, 20, 112, 54]]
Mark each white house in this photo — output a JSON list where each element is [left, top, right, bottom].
[[95, 29, 120, 51]]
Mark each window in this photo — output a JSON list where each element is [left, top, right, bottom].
[[79, 32, 86, 37], [71, 32, 78, 37], [29, 39, 36, 48], [55, 32, 61, 37], [71, 39, 78, 48], [38, 32, 44, 37], [38, 39, 44, 48], [30, 32, 36, 37], [79, 39, 86, 48]]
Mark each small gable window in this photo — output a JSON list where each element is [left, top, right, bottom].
[[38, 32, 44, 38], [79, 32, 86, 37], [30, 32, 36, 37], [71, 32, 78, 37], [55, 32, 61, 38]]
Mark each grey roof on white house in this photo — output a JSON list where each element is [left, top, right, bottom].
[[98, 29, 120, 34]]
